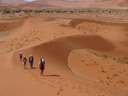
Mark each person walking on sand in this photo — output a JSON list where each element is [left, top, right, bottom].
[[39, 59, 45, 76], [29, 55, 34, 68], [23, 56, 27, 69], [19, 52, 22, 61]]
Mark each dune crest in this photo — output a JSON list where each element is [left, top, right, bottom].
[[13, 35, 115, 76], [0, 13, 128, 96]]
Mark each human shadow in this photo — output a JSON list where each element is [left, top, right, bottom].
[[26, 67, 37, 70], [43, 75, 60, 77], [32, 67, 36, 69]]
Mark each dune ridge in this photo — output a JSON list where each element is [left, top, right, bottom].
[[12, 34, 128, 96], [69, 18, 128, 28], [0, 15, 128, 96], [12, 34, 115, 81], [0, 20, 24, 32]]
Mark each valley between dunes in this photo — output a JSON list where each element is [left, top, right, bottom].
[[0, 16, 128, 96]]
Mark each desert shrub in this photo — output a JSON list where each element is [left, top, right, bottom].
[[117, 80, 124, 83], [4, 9, 10, 14], [113, 73, 118, 77], [99, 79, 104, 83]]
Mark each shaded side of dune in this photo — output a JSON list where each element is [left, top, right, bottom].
[[32, 35, 115, 64], [0, 16, 29, 20], [14, 35, 115, 75], [69, 18, 128, 27], [0, 20, 24, 32]]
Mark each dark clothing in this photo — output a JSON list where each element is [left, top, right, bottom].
[[39, 61, 45, 68], [23, 57, 27, 69], [23, 57, 27, 64], [29, 56, 34, 68], [23, 62, 27, 65], [19, 54, 22, 59], [29, 56, 34, 63]]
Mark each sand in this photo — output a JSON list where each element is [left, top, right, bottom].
[[1, 0, 128, 9], [0, 14, 128, 96]]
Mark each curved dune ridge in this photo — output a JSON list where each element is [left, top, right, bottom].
[[13, 35, 115, 76], [1, 16, 128, 96], [68, 49, 128, 89], [68, 18, 128, 50], [69, 18, 128, 28], [12, 33, 128, 95]]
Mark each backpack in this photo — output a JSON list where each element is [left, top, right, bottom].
[[23, 58, 27, 62], [19, 54, 22, 58]]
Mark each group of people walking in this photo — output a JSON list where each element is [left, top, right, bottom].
[[19, 52, 45, 76]]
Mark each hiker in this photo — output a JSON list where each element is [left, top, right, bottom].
[[19, 52, 22, 61], [39, 59, 45, 76], [23, 56, 27, 69], [29, 55, 34, 68]]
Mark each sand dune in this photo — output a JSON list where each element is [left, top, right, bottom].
[[0, 20, 24, 32], [69, 18, 128, 28], [0, 3, 18, 9], [18, 2, 57, 9], [68, 49, 128, 89], [0, 0, 25, 5], [0, 15, 128, 96], [118, 0, 128, 7], [68, 18, 128, 53], [12, 35, 128, 96], [0, 0, 128, 9], [26, 0, 128, 8], [13, 35, 115, 74]]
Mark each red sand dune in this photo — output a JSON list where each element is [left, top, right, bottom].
[[13, 35, 115, 74], [27, 0, 128, 7], [0, 16, 128, 96], [0, 0, 128, 9], [12, 34, 128, 95], [69, 18, 128, 28], [0, 20, 24, 32], [0, 4, 18, 9], [0, 0, 25, 5], [118, 0, 128, 7], [18, 2, 58, 9]]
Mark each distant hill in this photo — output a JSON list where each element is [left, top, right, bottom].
[[18, 2, 58, 9], [0, 0, 127, 9], [46, 0, 128, 7], [0, 4, 18, 9], [0, 0, 25, 5], [118, 0, 128, 7]]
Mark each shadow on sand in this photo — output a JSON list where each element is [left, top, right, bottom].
[[26, 67, 37, 70], [25, 68, 60, 77], [43, 75, 60, 77]]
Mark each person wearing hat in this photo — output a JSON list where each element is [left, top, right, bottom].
[[19, 52, 22, 61], [39, 59, 45, 76]]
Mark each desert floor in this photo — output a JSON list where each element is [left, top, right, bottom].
[[0, 13, 128, 96]]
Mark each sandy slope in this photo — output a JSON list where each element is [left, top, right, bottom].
[[1, 0, 128, 9], [0, 0, 25, 5], [19, 0, 128, 8], [0, 16, 128, 96]]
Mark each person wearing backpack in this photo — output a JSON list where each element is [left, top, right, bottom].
[[39, 59, 45, 76], [19, 52, 22, 61], [29, 55, 34, 68], [23, 56, 27, 69]]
